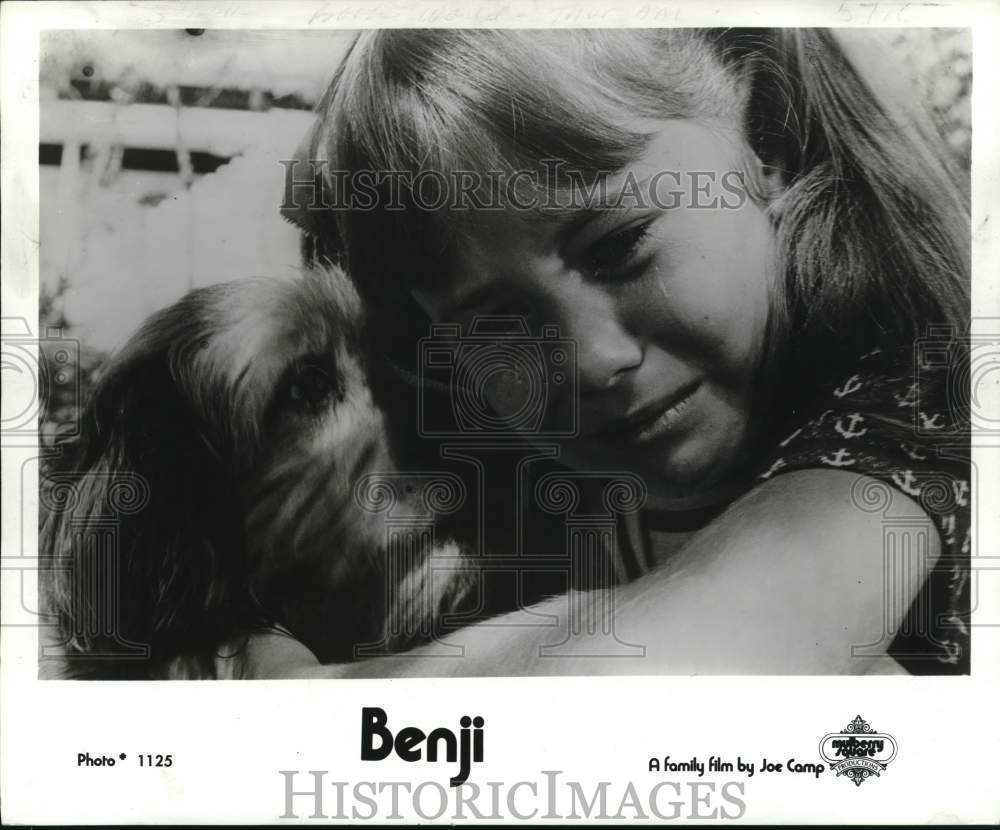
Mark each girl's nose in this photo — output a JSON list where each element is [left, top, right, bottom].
[[559, 300, 643, 394]]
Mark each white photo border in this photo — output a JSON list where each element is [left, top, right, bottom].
[[2, 1, 998, 824]]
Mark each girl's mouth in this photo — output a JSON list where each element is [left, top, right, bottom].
[[591, 381, 701, 448]]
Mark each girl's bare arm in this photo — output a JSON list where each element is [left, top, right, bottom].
[[245, 469, 938, 678]]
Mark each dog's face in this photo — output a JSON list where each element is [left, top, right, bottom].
[[174, 274, 397, 580], [42, 267, 451, 677]]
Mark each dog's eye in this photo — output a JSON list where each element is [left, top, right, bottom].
[[282, 362, 339, 411]]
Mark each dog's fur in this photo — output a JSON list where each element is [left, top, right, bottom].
[[40, 267, 473, 679]]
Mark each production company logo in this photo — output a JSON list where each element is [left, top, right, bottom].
[[818, 715, 898, 787]]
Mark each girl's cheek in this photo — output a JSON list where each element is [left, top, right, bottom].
[[646, 224, 772, 376]]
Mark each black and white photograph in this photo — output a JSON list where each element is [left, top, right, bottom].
[[2, 1, 998, 824], [33, 25, 975, 679]]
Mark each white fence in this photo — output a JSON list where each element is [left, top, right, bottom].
[[41, 100, 315, 157], [41, 101, 315, 352]]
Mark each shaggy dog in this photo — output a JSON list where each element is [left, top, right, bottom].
[[39, 267, 474, 679]]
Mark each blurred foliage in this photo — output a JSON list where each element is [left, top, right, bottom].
[[892, 28, 972, 170], [40, 30, 353, 108]]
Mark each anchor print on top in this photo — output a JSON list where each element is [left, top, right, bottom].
[[820, 448, 856, 467], [750, 350, 971, 673], [834, 413, 868, 439], [833, 374, 863, 398]]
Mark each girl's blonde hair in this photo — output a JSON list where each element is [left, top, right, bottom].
[[288, 28, 969, 413]]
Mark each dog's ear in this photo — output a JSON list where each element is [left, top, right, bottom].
[[40, 304, 261, 678]]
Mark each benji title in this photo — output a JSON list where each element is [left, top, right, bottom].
[[361, 707, 484, 787]]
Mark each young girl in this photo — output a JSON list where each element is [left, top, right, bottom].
[[267, 28, 971, 677]]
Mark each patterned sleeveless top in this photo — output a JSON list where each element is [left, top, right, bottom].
[[615, 346, 971, 674]]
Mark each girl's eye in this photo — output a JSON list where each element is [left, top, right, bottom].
[[582, 220, 655, 282], [281, 361, 340, 411]]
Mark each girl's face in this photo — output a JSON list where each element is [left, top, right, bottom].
[[414, 120, 780, 497]]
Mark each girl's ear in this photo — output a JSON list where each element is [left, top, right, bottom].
[[740, 145, 790, 220], [758, 159, 788, 201], [40, 329, 253, 678]]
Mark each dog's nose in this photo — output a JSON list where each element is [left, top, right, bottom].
[[397, 476, 430, 503], [394, 475, 422, 497]]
